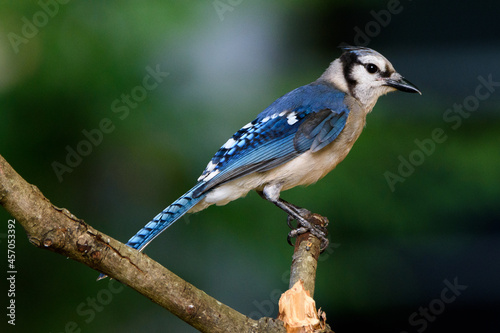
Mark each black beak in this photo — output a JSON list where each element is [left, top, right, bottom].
[[385, 76, 421, 94]]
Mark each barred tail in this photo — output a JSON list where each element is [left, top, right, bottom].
[[97, 184, 205, 281], [126, 184, 205, 251]]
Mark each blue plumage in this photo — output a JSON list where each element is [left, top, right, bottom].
[[124, 183, 206, 251], [97, 46, 421, 280]]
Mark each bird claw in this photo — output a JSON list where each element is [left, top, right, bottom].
[[287, 215, 296, 229], [287, 227, 309, 245], [287, 206, 312, 229], [286, 214, 329, 252]]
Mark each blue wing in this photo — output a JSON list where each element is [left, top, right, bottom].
[[194, 82, 349, 196]]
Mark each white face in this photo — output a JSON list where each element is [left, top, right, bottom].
[[321, 47, 420, 110], [349, 53, 399, 106]]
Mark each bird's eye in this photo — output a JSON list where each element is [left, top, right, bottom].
[[366, 63, 379, 74]]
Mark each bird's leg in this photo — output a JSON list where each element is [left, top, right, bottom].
[[283, 201, 312, 229], [278, 198, 329, 250], [257, 187, 329, 251]]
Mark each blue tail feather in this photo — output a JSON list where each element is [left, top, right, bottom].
[[126, 184, 205, 252], [97, 184, 205, 280]]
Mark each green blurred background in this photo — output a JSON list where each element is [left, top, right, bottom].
[[1, 1, 499, 332]]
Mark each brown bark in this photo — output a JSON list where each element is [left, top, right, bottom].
[[0, 153, 332, 332]]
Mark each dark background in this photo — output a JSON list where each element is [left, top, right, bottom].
[[1, 1, 499, 332]]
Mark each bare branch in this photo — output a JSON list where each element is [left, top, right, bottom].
[[279, 213, 335, 332], [289, 213, 328, 297], [0, 154, 289, 333], [1, 153, 335, 332]]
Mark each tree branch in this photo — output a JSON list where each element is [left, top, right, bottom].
[[0, 153, 331, 332], [289, 213, 328, 298]]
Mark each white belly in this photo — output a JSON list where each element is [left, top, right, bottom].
[[190, 135, 356, 212]]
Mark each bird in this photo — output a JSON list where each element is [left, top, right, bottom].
[[97, 45, 420, 280]]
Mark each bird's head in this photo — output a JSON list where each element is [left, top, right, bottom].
[[321, 45, 421, 111]]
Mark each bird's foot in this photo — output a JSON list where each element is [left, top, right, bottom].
[[286, 206, 312, 229], [287, 211, 329, 252]]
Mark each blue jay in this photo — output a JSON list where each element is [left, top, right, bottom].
[[98, 46, 420, 280]]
